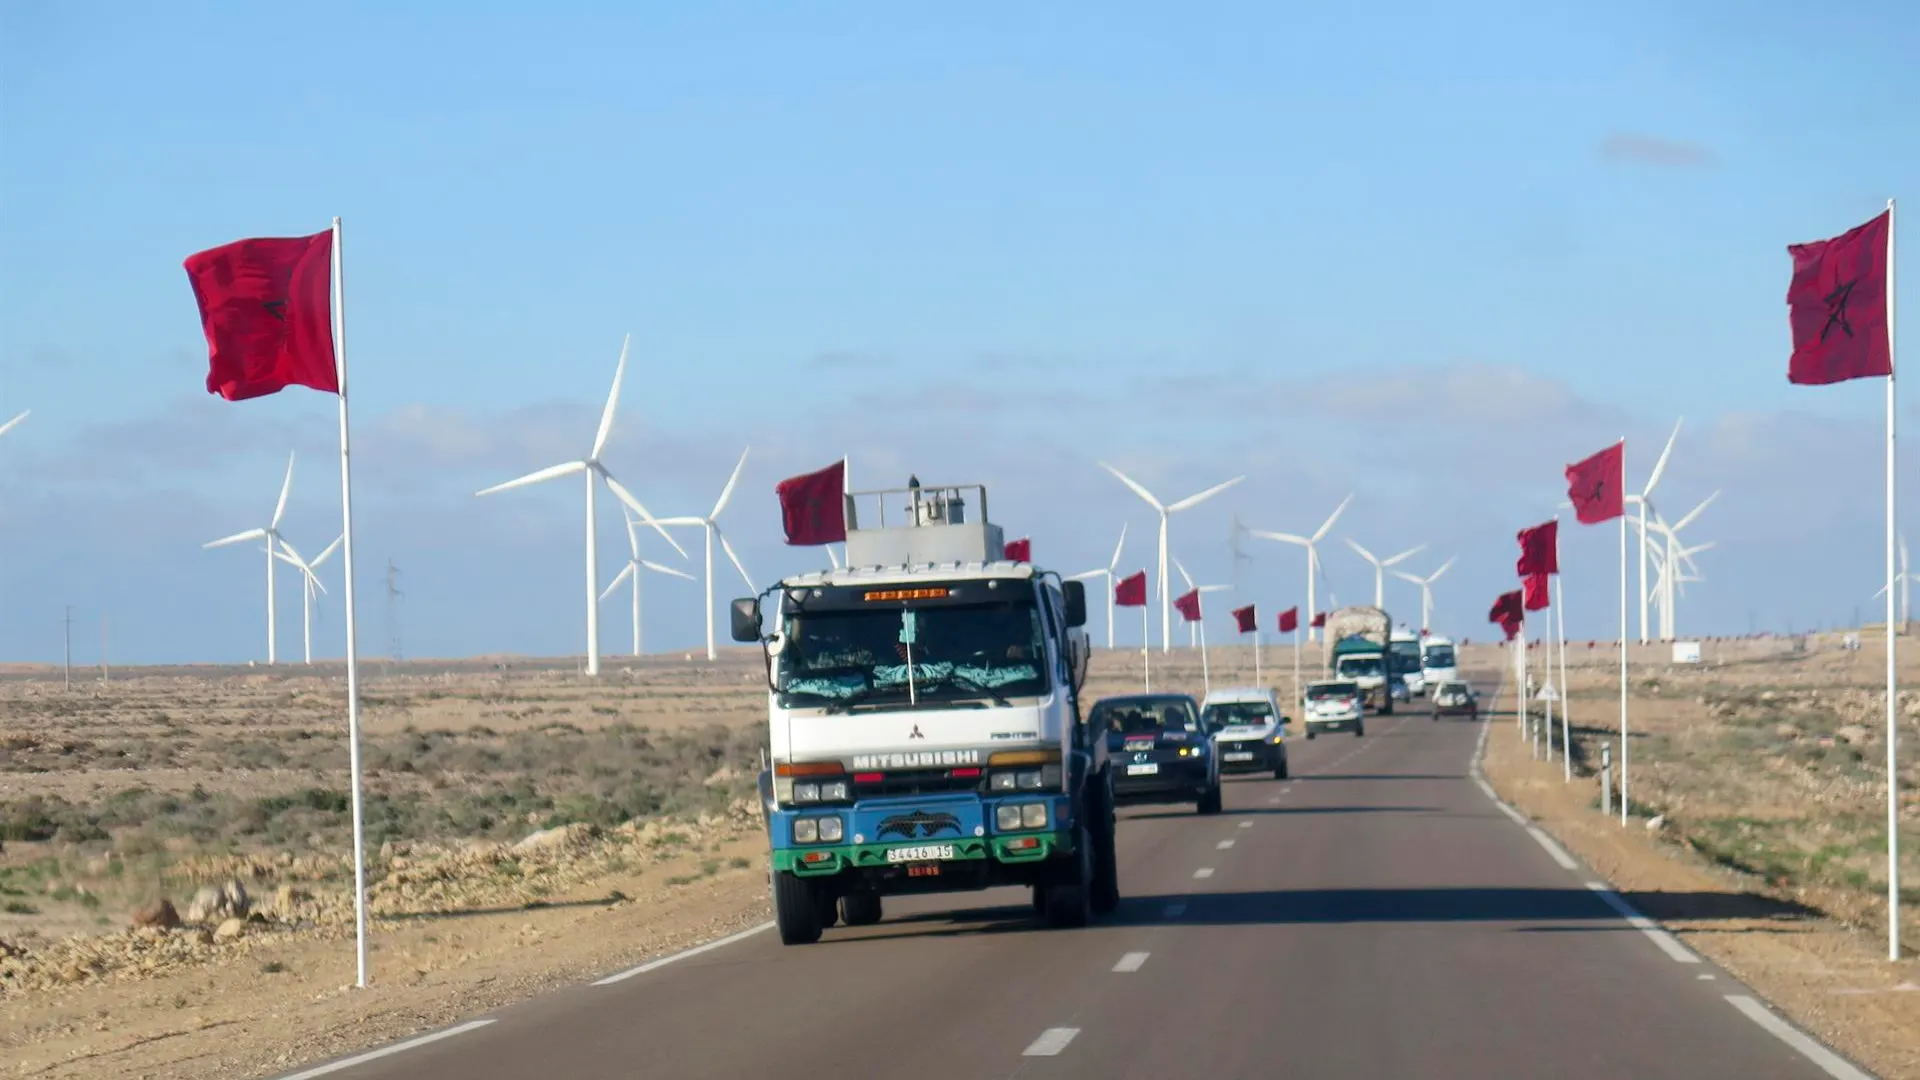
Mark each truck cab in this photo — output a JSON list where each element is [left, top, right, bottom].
[[732, 479, 1117, 945]]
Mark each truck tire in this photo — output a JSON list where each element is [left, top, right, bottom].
[[1043, 824, 1093, 929], [1090, 779, 1120, 915], [1197, 783, 1223, 815], [838, 892, 882, 927], [773, 870, 823, 945]]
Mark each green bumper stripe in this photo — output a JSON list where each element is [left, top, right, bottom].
[[773, 832, 1072, 876]]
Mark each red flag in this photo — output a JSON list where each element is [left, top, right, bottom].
[[1310, 612, 1326, 628], [775, 460, 846, 545], [1787, 209, 1892, 386], [1174, 589, 1202, 623], [1004, 537, 1031, 562], [1278, 607, 1299, 634], [1232, 604, 1256, 634], [1489, 589, 1524, 627], [1516, 520, 1559, 577], [1115, 571, 1148, 607], [1523, 572, 1550, 611], [1565, 442, 1625, 524], [183, 230, 337, 401]]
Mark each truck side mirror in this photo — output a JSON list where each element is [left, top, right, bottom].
[[1062, 580, 1088, 628], [730, 598, 762, 643]]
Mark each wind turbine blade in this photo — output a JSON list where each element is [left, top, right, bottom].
[[204, 527, 268, 549], [0, 410, 28, 438], [640, 559, 696, 580], [1171, 556, 1197, 590], [1097, 462, 1164, 511], [599, 469, 690, 558], [1390, 570, 1423, 585], [717, 528, 755, 591], [277, 538, 310, 568], [271, 452, 296, 528], [601, 562, 634, 602], [1382, 543, 1426, 567], [1343, 537, 1378, 564], [308, 572, 328, 597], [712, 447, 750, 519], [1312, 493, 1355, 543], [590, 333, 631, 461], [1672, 489, 1719, 532], [1249, 529, 1310, 546], [652, 516, 709, 527], [476, 460, 586, 495], [1642, 417, 1683, 496], [1167, 475, 1245, 513], [1108, 522, 1128, 573], [1068, 569, 1107, 581], [1198, 584, 1231, 593], [271, 548, 306, 570], [312, 534, 344, 567], [1429, 556, 1456, 581]]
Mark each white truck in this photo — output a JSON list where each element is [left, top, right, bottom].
[[732, 478, 1118, 945], [1420, 634, 1458, 688]]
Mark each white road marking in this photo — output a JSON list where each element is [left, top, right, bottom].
[[1023, 1028, 1080, 1057], [1238, 820, 1253, 828], [1113, 952, 1150, 972], [1698, 973, 1716, 981], [1725, 995, 1874, 1079], [1280, 786, 1294, 794], [1194, 867, 1215, 879], [1216, 839, 1235, 850], [592, 921, 775, 985], [273, 1020, 496, 1080], [1525, 826, 1579, 870], [1584, 883, 1699, 963], [1268, 796, 1283, 804], [1162, 902, 1187, 919]]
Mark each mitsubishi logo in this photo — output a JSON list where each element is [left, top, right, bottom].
[[908, 724, 925, 740]]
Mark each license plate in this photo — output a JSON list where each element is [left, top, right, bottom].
[[1126, 763, 1159, 776], [885, 844, 956, 863], [1225, 751, 1254, 762]]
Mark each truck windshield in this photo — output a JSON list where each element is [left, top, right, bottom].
[[1203, 701, 1274, 727], [1337, 657, 1382, 678], [776, 602, 1048, 708], [1423, 646, 1456, 668]]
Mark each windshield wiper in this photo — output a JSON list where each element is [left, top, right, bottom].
[[929, 670, 1012, 707]]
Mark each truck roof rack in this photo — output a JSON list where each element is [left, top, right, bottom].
[[841, 477, 1007, 569]]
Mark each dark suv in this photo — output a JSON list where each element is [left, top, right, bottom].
[[1092, 693, 1222, 815]]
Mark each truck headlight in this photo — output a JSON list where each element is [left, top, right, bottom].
[[1020, 804, 1048, 829], [995, 803, 1048, 831], [1015, 770, 1044, 790], [793, 818, 818, 843], [793, 782, 820, 803], [991, 772, 1016, 791], [994, 804, 1022, 830], [817, 816, 843, 843], [820, 781, 849, 802]]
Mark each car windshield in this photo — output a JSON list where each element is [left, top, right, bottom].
[[776, 602, 1047, 708], [1203, 701, 1274, 727], [1424, 646, 1456, 668], [1093, 698, 1201, 735], [1307, 683, 1357, 702], [1337, 656, 1382, 677], [1437, 682, 1470, 697]]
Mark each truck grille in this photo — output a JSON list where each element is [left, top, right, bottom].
[[852, 769, 984, 799]]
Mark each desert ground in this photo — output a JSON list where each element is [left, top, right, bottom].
[[0, 634, 1915, 1078]]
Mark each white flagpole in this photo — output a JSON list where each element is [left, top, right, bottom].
[[1516, 626, 1527, 747], [1884, 196, 1901, 962], [1141, 604, 1150, 692], [1556, 554, 1571, 784], [1619, 436, 1630, 825], [1543, 581, 1555, 765], [1293, 621, 1302, 716], [1254, 626, 1262, 686], [330, 217, 370, 988]]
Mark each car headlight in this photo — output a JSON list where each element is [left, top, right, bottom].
[[793, 782, 820, 803]]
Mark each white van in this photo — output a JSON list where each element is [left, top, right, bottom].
[[1421, 635, 1458, 688]]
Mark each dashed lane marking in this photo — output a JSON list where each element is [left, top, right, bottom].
[[1113, 952, 1150, 972], [1023, 1028, 1080, 1057]]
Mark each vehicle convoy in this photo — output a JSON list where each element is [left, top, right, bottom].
[[1094, 693, 1223, 813], [734, 479, 1116, 945], [1420, 635, 1458, 688], [1302, 678, 1365, 737], [1326, 605, 1395, 714], [1389, 628, 1425, 696], [1201, 686, 1290, 779]]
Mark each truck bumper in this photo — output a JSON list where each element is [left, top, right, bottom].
[[768, 792, 1076, 894]]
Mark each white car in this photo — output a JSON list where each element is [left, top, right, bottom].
[[1302, 679, 1365, 738], [1200, 686, 1291, 780]]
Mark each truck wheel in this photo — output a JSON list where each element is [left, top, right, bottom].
[[773, 871, 823, 945], [1273, 755, 1289, 781], [1090, 780, 1120, 915], [1043, 824, 1093, 929], [1197, 783, 1223, 815], [1354, 720, 1366, 737], [838, 892, 882, 927]]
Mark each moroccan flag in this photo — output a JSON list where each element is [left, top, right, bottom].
[[1278, 607, 1299, 634], [1523, 572, 1550, 611], [1174, 589, 1202, 623], [1516, 520, 1559, 577], [1115, 571, 1148, 607], [1310, 611, 1326, 628], [775, 460, 846, 545], [1489, 589, 1524, 627], [1565, 442, 1625, 524], [1232, 604, 1256, 634], [1787, 209, 1892, 386], [1004, 537, 1031, 562], [183, 230, 337, 401]]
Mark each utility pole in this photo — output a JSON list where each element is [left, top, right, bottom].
[[63, 605, 72, 691]]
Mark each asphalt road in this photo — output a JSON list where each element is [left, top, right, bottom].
[[284, 698, 1867, 1080]]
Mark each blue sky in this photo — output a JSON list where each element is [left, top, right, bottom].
[[2, 1, 1916, 664]]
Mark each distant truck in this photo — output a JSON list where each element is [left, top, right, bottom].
[[1388, 628, 1424, 696], [1420, 635, 1458, 687], [1325, 605, 1394, 715]]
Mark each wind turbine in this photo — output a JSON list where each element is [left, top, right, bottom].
[[204, 451, 297, 664], [273, 533, 343, 664], [1873, 533, 1910, 626], [1098, 462, 1245, 653], [1249, 494, 1352, 644], [1172, 556, 1232, 691], [1390, 556, 1455, 633], [474, 334, 686, 677], [0, 410, 27, 440], [1344, 538, 1426, 609], [601, 508, 696, 657], [652, 448, 756, 661], [1630, 419, 1683, 644], [1068, 523, 1129, 649], [1638, 491, 1717, 639]]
